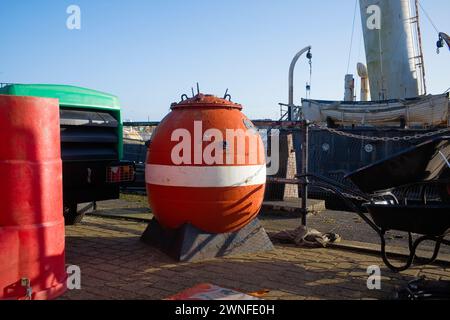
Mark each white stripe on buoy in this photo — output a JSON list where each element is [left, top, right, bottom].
[[145, 164, 266, 188]]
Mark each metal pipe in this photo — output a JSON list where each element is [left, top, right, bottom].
[[344, 74, 355, 102], [300, 120, 309, 226], [357, 63, 370, 101], [288, 46, 312, 121], [439, 32, 450, 50]]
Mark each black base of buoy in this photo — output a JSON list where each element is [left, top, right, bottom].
[[140, 218, 274, 262]]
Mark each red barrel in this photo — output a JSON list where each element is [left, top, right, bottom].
[[0, 95, 66, 300], [146, 94, 266, 234]]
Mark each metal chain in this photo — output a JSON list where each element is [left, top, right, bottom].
[[312, 123, 450, 142]]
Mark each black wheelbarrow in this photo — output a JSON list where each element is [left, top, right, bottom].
[[281, 136, 450, 273], [344, 136, 450, 272]]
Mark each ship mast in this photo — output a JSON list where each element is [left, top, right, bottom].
[[412, 0, 427, 95]]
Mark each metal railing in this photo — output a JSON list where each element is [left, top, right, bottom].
[[279, 103, 301, 121]]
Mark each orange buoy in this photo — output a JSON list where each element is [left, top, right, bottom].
[[0, 95, 66, 300], [146, 94, 266, 234]]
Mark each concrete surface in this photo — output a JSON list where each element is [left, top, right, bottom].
[[59, 196, 450, 300]]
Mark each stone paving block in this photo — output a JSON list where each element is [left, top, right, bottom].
[[304, 262, 337, 271], [419, 267, 450, 277]]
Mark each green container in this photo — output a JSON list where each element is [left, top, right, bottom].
[[0, 84, 123, 159]]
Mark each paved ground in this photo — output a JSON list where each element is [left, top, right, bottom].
[[96, 196, 450, 256], [61, 197, 450, 300], [265, 211, 450, 256]]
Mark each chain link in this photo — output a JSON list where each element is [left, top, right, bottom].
[[311, 124, 450, 142]]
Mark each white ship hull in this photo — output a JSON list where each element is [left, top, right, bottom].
[[302, 94, 449, 127]]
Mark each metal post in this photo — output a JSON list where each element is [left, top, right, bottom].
[[300, 120, 309, 226], [288, 46, 312, 121]]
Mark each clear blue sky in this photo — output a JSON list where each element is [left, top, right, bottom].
[[0, 0, 449, 121]]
